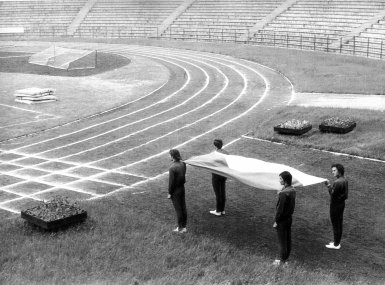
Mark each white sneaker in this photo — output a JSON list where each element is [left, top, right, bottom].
[[179, 228, 187, 233], [326, 243, 341, 249], [209, 210, 222, 216], [172, 227, 180, 232], [272, 259, 281, 266]]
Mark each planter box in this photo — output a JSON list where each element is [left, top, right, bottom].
[[21, 210, 87, 230], [274, 125, 312, 135], [319, 123, 356, 134]]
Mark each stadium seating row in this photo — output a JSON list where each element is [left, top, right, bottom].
[[1, 0, 385, 59]]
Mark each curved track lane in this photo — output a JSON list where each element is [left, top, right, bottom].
[[0, 43, 293, 213]]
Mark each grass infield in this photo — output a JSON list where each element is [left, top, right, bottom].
[[0, 39, 384, 284]]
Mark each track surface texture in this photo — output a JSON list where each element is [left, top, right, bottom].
[[0, 42, 292, 214]]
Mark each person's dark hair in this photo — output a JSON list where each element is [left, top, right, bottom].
[[331, 163, 344, 176], [169, 149, 182, 161], [279, 171, 292, 186], [213, 139, 223, 149]]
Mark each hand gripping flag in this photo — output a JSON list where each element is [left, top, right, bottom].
[[185, 151, 326, 191]]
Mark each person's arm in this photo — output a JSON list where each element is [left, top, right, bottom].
[[328, 180, 343, 198], [168, 167, 175, 196], [275, 192, 287, 223]]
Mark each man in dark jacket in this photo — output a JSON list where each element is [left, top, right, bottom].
[[324, 163, 348, 249], [273, 171, 296, 266], [210, 139, 229, 216], [168, 149, 187, 233]]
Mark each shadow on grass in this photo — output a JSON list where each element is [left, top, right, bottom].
[[0, 52, 130, 77]]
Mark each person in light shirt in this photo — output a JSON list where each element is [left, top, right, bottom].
[[209, 139, 229, 217]]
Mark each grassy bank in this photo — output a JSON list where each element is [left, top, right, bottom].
[[1, 139, 384, 285], [250, 106, 385, 161]]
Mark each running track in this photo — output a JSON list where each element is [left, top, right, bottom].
[[0, 42, 293, 214]]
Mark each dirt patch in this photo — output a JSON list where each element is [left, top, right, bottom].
[[0, 51, 130, 76]]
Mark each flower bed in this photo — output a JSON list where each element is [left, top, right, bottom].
[[274, 119, 312, 135], [21, 196, 87, 230], [319, 117, 356, 134]]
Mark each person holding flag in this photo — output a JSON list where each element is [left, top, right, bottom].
[[324, 163, 348, 249], [168, 149, 187, 233], [273, 171, 296, 266], [209, 139, 229, 217]]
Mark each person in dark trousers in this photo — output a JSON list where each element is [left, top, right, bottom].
[[273, 171, 296, 266], [324, 163, 348, 249], [209, 139, 229, 216], [168, 149, 187, 233]]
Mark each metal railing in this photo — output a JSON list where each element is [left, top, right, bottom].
[[156, 28, 385, 60], [5, 25, 385, 61], [247, 31, 385, 59]]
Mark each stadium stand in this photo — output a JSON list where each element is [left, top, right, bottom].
[[0, 0, 87, 37], [161, 0, 285, 42], [251, 0, 385, 48], [339, 12, 385, 58], [2, 0, 385, 60], [73, 0, 183, 39]]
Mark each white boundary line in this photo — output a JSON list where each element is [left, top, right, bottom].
[[0, 55, 30, 59], [122, 137, 243, 196], [2, 46, 264, 202], [0, 117, 58, 129], [242, 135, 385, 164], [0, 49, 244, 200], [127, 44, 296, 106], [4, 52, 190, 154], [30, 53, 211, 160], [89, 50, 254, 171], [0, 44, 292, 210], [0, 53, 171, 143], [95, 50, 273, 197], [0, 103, 56, 116]]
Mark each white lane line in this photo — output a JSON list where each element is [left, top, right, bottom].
[[0, 103, 58, 116], [4, 158, 149, 179], [242, 135, 385, 164], [95, 50, 275, 192], [12, 49, 244, 169], [0, 47, 253, 204], [5, 154, 150, 177], [5, 47, 269, 175], [0, 193, 42, 204], [1, 51, 213, 168], [0, 184, 103, 208], [0, 55, 30, 59], [69, 52, 229, 165], [0, 206, 20, 214], [0, 188, 36, 200], [0, 117, 58, 129], [99, 50, 265, 174], [39, 54, 210, 160], [0, 169, 129, 190], [96, 137, 245, 199], [5, 53, 188, 154], [0, 50, 226, 199], [2, 161, 150, 188], [0, 44, 286, 207]]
